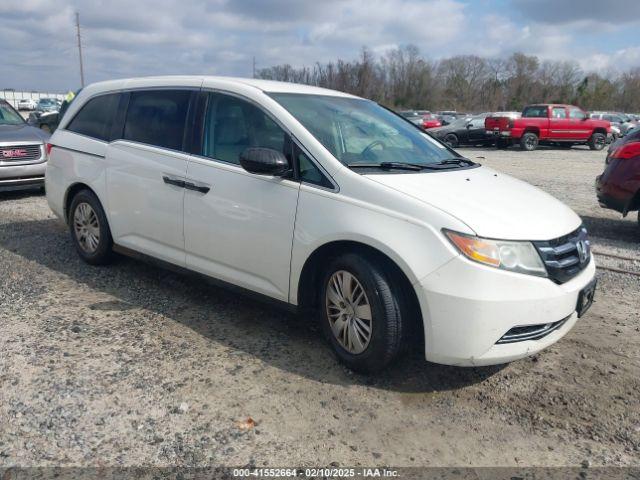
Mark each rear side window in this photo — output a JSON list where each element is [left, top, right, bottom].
[[552, 107, 566, 118], [123, 90, 191, 151], [67, 93, 119, 141], [522, 106, 548, 118]]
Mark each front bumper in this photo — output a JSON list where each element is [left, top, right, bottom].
[[0, 162, 46, 189], [414, 254, 596, 366]]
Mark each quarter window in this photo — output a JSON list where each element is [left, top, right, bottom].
[[202, 93, 288, 165], [67, 93, 119, 141], [297, 146, 332, 188], [123, 90, 191, 151]]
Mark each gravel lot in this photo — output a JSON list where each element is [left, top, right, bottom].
[[1, 146, 638, 469]]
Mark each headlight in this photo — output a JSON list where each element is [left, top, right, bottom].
[[444, 230, 547, 277]]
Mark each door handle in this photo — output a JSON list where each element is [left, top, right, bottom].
[[184, 182, 210, 194], [163, 175, 185, 188]]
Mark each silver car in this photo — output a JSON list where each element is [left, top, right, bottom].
[[0, 100, 49, 190]]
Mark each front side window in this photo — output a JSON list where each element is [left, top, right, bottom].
[[67, 93, 119, 141], [0, 102, 25, 126], [270, 93, 455, 167], [202, 93, 288, 165], [123, 90, 191, 151], [569, 108, 586, 120], [552, 107, 567, 118]]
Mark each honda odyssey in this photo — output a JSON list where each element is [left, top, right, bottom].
[[45, 76, 597, 372]]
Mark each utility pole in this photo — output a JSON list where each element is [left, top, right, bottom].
[[252, 56, 256, 78], [76, 12, 85, 87]]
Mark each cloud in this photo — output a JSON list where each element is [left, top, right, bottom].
[[510, 0, 640, 26], [0, 0, 639, 92]]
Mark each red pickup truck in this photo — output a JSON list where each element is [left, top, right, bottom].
[[485, 104, 611, 151]]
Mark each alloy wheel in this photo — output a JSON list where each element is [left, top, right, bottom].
[[325, 270, 372, 354], [73, 202, 101, 253]]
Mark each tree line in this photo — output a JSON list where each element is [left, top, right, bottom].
[[257, 46, 640, 113]]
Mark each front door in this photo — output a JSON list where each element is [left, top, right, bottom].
[[548, 106, 570, 140], [183, 92, 300, 301], [566, 107, 591, 141]]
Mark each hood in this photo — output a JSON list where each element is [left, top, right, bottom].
[[0, 123, 49, 143], [365, 166, 581, 241]]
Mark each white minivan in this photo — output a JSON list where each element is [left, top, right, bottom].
[[45, 76, 597, 372]]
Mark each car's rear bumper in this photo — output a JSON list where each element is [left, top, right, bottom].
[[486, 130, 511, 137], [414, 254, 596, 366]]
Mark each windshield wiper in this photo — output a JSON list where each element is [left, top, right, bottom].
[[434, 158, 476, 167], [347, 162, 427, 171]]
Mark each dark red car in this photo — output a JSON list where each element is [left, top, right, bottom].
[[596, 127, 640, 227]]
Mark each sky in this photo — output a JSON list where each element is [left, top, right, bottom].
[[2, 0, 640, 93]]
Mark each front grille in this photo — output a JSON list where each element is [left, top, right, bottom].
[[533, 226, 590, 284], [0, 144, 43, 163], [496, 316, 570, 344]]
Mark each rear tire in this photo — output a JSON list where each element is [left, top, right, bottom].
[[319, 253, 404, 373], [68, 190, 114, 265], [520, 132, 538, 151], [588, 132, 606, 151], [444, 133, 459, 148]]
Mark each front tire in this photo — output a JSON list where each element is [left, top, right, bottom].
[[588, 132, 606, 151], [320, 253, 404, 373], [520, 132, 538, 151], [68, 190, 114, 265]]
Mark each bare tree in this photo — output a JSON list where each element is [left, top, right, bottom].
[[257, 46, 640, 113]]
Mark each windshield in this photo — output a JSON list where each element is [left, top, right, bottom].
[[270, 93, 455, 166], [0, 103, 25, 125]]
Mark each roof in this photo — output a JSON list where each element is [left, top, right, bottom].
[[80, 75, 358, 99]]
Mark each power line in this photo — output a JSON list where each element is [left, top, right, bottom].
[[76, 12, 85, 87]]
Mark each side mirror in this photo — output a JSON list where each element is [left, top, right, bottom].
[[239, 147, 290, 176], [466, 123, 472, 128]]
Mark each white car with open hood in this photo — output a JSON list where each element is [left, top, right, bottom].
[[45, 76, 597, 372]]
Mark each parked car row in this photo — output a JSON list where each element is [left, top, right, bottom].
[[589, 112, 638, 138], [16, 97, 61, 112], [399, 105, 640, 152]]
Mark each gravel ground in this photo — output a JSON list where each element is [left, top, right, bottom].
[[0, 146, 638, 469]]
